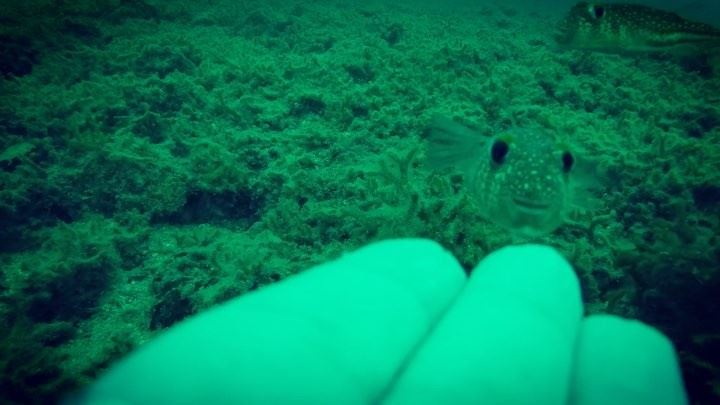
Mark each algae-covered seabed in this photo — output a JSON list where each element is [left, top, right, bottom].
[[1, 0, 719, 403]]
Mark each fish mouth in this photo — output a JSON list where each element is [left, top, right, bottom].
[[512, 197, 551, 212]]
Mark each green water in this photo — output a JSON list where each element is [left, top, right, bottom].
[[0, 0, 718, 403]]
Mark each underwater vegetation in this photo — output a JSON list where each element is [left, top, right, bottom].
[[0, 0, 719, 403]]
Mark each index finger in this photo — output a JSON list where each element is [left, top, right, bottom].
[[77, 239, 466, 405], [384, 244, 583, 405]]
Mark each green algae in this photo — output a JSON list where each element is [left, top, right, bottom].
[[0, 0, 719, 403]]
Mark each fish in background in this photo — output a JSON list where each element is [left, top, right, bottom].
[[554, 2, 720, 56], [425, 117, 601, 238]]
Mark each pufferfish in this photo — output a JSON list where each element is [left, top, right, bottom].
[[554, 2, 720, 54], [426, 117, 599, 237]]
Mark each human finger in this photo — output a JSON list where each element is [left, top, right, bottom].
[[76, 239, 465, 405], [568, 314, 687, 405], [384, 244, 583, 405]]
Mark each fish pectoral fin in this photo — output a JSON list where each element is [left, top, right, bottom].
[[425, 115, 486, 172]]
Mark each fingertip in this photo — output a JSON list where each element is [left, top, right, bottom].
[[345, 238, 462, 280], [341, 239, 466, 323], [472, 244, 576, 283], [385, 244, 583, 404], [344, 238, 466, 280], [80, 238, 467, 405], [469, 244, 582, 336], [570, 315, 688, 405]]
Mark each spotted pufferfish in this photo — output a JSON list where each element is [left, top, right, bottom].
[[554, 2, 720, 54], [425, 117, 600, 237]]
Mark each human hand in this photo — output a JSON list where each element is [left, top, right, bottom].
[[75, 240, 687, 405]]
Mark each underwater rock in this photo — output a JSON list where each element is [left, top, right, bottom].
[[150, 290, 194, 330], [692, 184, 720, 210], [0, 34, 38, 78]]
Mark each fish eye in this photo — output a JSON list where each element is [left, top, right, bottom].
[[562, 151, 574, 173], [589, 4, 605, 19], [491, 140, 509, 165]]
